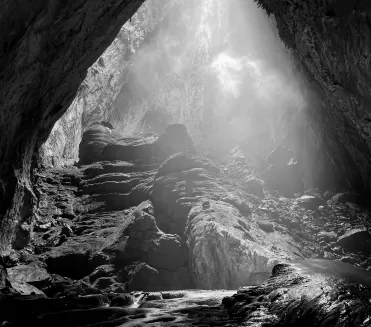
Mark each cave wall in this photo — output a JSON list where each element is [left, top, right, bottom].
[[2, 0, 371, 250], [40, 0, 175, 167], [0, 0, 146, 250], [256, 0, 371, 197]]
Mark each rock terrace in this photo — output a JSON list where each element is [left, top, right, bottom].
[[1, 123, 371, 326]]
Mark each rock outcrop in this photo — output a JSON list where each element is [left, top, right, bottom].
[[0, 123, 371, 325], [41, 0, 175, 167], [223, 259, 371, 326], [256, 0, 371, 198], [260, 145, 304, 197], [0, 0, 146, 250]]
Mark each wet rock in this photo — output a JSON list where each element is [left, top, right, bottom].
[[296, 195, 325, 210], [147, 292, 163, 301], [224, 259, 371, 325], [41, 274, 100, 298], [337, 228, 371, 253], [126, 262, 160, 291], [110, 293, 134, 306]]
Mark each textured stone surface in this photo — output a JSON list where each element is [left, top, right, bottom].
[[41, 0, 175, 167], [256, 0, 371, 199], [223, 259, 371, 326], [0, 0, 146, 251]]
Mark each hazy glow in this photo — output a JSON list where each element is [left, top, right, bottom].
[[112, 0, 309, 157], [211, 53, 244, 97]]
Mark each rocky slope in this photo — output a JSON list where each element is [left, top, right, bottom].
[[1, 123, 371, 326]]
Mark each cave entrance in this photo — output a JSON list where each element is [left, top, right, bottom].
[[43, 0, 312, 180]]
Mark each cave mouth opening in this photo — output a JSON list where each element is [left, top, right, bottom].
[[2, 1, 371, 323], [44, 0, 332, 192], [42, 0, 333, 195]]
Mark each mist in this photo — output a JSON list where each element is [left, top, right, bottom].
[[111, 0, 307, 159]]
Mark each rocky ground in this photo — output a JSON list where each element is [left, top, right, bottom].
[[1, 122, 371, 326]]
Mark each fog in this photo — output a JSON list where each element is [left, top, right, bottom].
[[111, 0, 307, 158]]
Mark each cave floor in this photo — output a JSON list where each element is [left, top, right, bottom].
[[2, 126, 371, 326]]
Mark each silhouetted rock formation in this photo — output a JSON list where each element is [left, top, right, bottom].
[[260, 145, 304, 197]]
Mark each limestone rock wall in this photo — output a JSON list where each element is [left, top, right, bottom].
[[256, 0, 371, 197], [41, 0, 175, 166], [0, 0, 146, 250]]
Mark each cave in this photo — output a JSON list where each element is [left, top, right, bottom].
[[1, 0, 371, 325]]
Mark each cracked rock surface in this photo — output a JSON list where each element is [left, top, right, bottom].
[[1, 123, 371, 325]]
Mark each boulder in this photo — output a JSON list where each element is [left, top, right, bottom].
[[260, 148, 303, 197], [337, 228, 371, 253], [79, 124, 117, 165], [244, 177, 264, 199], [266, 145, 294, 168], [260, 161, 303, 197], [155, 124, 195, 158], [126, 263, 161, 292], [100, 134, 158, 163], [106, 201, 185, 272], [156, 153, 220, 179], [223, 260, 371, 326], [7, 281, 45, 296], [186, 201, 288, 289], [100, 124, 195, 164], [328, 192, 357, 205], [6, 263, 50, 288], [296, 195, 325, 210]]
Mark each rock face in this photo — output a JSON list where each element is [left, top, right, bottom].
[[5, 124, 308, 294], [337, 229, 371, 254], [256, 0, 371, 199], [0, 0, 146, 251], [40, 0, 175, 167], [223, 259, 371, 326], [1, 123, 371, 325]]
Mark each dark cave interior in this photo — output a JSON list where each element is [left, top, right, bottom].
[[1, 0, 371, 326]]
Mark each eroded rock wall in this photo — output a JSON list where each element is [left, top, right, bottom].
[[256, 0, 371, 197], [0, 0, 146, 250], [41, 0, 176, 167]]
